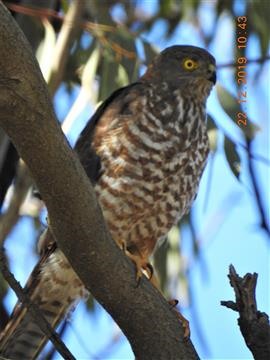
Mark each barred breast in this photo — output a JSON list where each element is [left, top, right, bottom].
[[93, 83, 209, 258]]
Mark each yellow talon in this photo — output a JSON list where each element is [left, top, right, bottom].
[[119, 241, 152, 283]]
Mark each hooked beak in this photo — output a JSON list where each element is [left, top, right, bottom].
[[208, 63, 216, 84]]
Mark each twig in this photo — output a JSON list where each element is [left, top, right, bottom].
[[5, 2, 115, 33], [5, 1, 136, 62], [0, 249, 76, 360], [221, 265, 270, 360], [239, 143, 270, 167], [218, 55, 270, 69], [246, 139, 270, 237], [44, 320, 68, 360]]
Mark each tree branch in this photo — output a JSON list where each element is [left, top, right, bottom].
[[0, 3, 199, 359], [0, 249, 76, 360], [246, 139, 270, 237], [43, 320, 68, 360], [221, 265, 270, 360], [217, 55, 270, 69]]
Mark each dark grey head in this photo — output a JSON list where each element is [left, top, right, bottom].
[[142, 45, 216, 86]]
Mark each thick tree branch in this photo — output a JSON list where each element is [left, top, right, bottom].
[[221, 265, 270, 360], [0, 3, 199, 359]]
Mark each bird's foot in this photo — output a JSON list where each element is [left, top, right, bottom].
[[126, 252, 153, 284], [120, 241, 153, 283], [168, 299, 190, 339]]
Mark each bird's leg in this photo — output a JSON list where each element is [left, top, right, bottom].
[[118, 242, 190, 338], [126, 251, 153, 283], [119, 241, 153, 283]]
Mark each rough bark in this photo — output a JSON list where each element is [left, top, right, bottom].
[[0, 0, 59, 210], [0, 3, 199, 359], [221, 265, 270, 360]]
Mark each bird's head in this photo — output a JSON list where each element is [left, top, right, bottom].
[[142, 45, 216, 99]]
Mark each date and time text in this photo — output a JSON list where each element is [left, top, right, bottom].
[[236, 16, 248, 127]]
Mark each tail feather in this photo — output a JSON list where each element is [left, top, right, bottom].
[[0, 234, 87, 359]]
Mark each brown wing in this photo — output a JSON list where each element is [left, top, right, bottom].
[[74, 82, 140, 183]]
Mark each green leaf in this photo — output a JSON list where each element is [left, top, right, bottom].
[[36, 19, 56, 82], [98, 48, 119, 101], [116, 64, 129, 87], [224, 136, 241, 179], [249, 0, 270, 57], [216, 84, 240, 121], [216, 84, 259, 140], [107, 27, 138, 82], [81, 46, 100, 89], [60, 0, 69, 13], [153, 241, 169, 294], [207, 115, 218, 152], [160, 0, 175, 17], [216, 0, 234, 15], [97, 27, 139, 100]]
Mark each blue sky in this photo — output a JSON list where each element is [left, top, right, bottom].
[[3, 1, 269, 359]]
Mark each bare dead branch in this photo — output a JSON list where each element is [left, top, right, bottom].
[[0, 249, 75, 360], [221, 265, 270, 360]]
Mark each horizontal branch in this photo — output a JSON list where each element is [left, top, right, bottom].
[[217, 55, 270, 69], [221, 265, 270, 360]]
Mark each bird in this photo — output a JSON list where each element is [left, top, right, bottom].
[[0, 45, 216, 359]]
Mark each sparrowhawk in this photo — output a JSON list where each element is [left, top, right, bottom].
[[0, 45, 216, 359]]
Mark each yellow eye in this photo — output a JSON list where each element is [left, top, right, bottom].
[[183, 58, 198, 71]]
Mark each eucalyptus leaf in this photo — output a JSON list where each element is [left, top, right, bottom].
[[224, 136, 241, 179], [207, 115, 218, 152], [116, 64, 129, 87], [153, 241, 169, 294], [109, 27, 137, 81], [36, 19, 56, 82], [216, 85, 259, 140], [98, 48, 120, 101]]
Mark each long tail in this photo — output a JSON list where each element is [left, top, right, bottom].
[[0, 230, 87, 359]]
